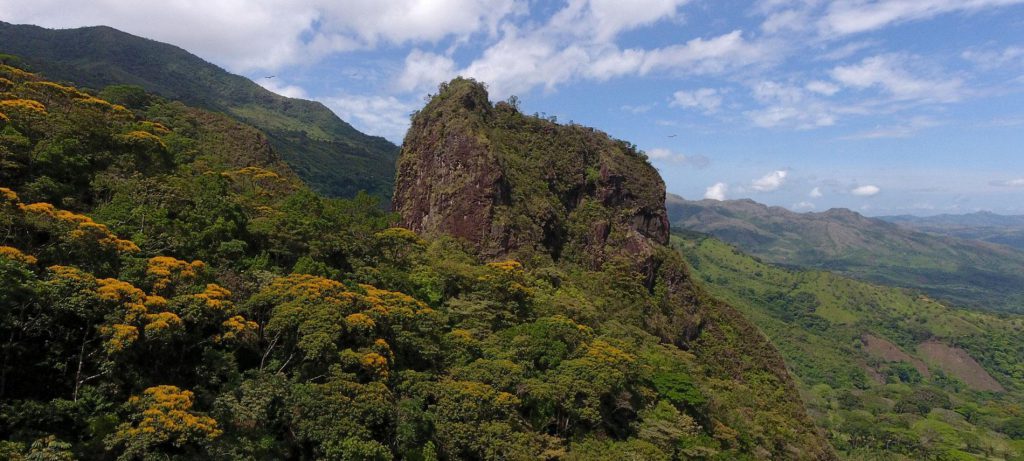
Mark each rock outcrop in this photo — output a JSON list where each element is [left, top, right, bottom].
[[394, 78, 669, 282]]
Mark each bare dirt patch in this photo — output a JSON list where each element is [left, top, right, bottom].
[[917, 340, 1004, 392], [861, 334, 930, 377]]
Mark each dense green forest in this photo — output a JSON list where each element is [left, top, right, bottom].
[[674, 231, 1024, 460], [0, 64, 838, 459], [0, 22, 399, 199]]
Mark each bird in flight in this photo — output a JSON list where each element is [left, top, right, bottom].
[[265, 75, 276, 79], [667, 134, 677, 138]]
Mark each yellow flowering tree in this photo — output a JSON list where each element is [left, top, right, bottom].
[[106, 385, 221, 459]]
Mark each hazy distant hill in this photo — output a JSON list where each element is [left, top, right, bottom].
[[666, 194, 1024, 312], [0, 21, 398, 199], [880, 212, 1024, 251]]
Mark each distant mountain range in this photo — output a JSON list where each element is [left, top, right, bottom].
[[0, 21, 398, 199], [879, 211, 1024, 251], [666, 194, 1024, 312]]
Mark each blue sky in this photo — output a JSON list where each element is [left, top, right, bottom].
[[2, 0, 1024, 216]]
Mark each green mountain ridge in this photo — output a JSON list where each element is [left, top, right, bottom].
[[0, 21, 398, 199], [666, 194, 1024, 313], [673, 230, 1024, 459]]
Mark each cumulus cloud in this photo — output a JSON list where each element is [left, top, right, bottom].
[[705, 182, 728, 200], [548, 0, 691, 42], [792, 201, 815, 210], [809, 186, 823, 198], [323, 94, 415, 143], [452, 25, 773, 98], [830, 54, 962, 102], [670, 88, 722, 113], [395, 49, 457, 93], [645, 148, 711, 168], [851, 184, 880, 196], [0, 0, 525, 71], [257, 79, 308, 99], [751, 170, 789, 191]]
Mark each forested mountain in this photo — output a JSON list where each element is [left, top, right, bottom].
[[880, 212, 1024, 251], [666, 194, 1024, 313], [675, 231, 1024, 459], [0, 65, 838, 459], [0, 21, 398, 199]]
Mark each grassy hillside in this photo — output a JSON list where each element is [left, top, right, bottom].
[[667, 195, 1024, 313], [0, 21, 398, 199], [881, 212, 1024, 251], [674, 231, 1024, 460]]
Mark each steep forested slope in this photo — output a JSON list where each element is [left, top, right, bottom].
[[0, 21, 398, 199], [667, 195, 1024, 312], [0, 66, 835, 459], [675, 231, 1024, 460]]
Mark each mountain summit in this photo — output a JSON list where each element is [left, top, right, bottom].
[[395, 78, 668, 274]]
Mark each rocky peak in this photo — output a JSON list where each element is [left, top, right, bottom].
[[393, 78, 669, 270]]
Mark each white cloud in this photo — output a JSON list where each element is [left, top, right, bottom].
[[453, 21, 772, 98], [256, 79, 308, 99], [840, 116, 941, 140], [621, 103, 655, 114], [793, 201, 815, 210], [830, 54, 962, 103], [549, 0, 691, 42], [818, 0, 1024, 38], [851, 184, 880, 196], [746, 81, 837, 128], [962, 46, 1024, 70], [323, 94, 415, 143], [810, 186, 823, 198], [645, 148, 711, 168], [395, 49, 457, 93], [705, 182, 728, 200], [805, 80, 839, 95], [751, 170, 789, 191], [670, 88, 722, 112], [991, 178, 1024, 187], [0, 0, 525, 71]]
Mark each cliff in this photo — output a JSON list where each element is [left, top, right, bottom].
[[395, 78, 669, 285]]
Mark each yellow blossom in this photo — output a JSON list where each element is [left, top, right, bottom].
[[487, 260, 523, 272], [0, 98, 46, 115], [104, 324, 139, 353], [147, 256, 204, 292], [0, 246, 36, 265]]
